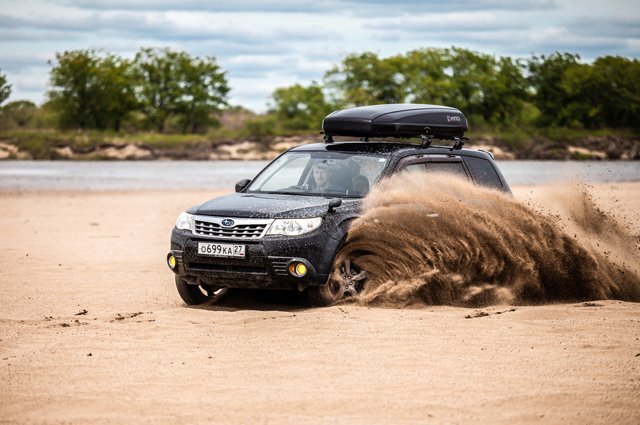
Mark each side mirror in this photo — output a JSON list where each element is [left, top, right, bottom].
[[235, 179, 251, 193], [328, 198, 342, 213]]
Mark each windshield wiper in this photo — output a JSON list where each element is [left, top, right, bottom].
[[247, 190, 363, 199], [248, 191, 318, 197]]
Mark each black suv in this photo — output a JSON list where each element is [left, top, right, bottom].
[[167, 104, 511, 306]]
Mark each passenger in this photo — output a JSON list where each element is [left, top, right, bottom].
[[351, 175, 370, 195]]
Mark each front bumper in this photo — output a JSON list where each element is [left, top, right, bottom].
[[168, 227, 340, 291]]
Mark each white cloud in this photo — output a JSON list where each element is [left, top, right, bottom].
[[0, 0, 638, 110]]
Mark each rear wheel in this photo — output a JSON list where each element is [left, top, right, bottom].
[[175, 276, 228, 305], [307, 256, 368, 306]]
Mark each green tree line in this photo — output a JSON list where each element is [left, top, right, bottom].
[[269, 48, 640, 133], [1, 48, 229, 134], [1, 47, 639, 135]]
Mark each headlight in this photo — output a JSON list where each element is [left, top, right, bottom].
[[175, 212, 193, 231], [267, 217, 322, 236]]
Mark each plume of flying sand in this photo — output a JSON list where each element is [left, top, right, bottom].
[[336, 173, 640, 307]]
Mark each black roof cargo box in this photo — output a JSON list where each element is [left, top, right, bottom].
[[322, 104, 468, 140]]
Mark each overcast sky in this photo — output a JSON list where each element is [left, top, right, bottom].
[[1, 0, 639, 112]]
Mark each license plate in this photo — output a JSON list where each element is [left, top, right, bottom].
[[197, 242, 246, 258]]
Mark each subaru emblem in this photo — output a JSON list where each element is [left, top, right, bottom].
[[221, 218, 235, 227]]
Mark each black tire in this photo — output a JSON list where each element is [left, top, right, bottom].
[[175, 276, 228, 306], [306, 255, 368, 307]]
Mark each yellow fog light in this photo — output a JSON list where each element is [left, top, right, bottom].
[[288, 262, 308, 277], [295, 263, 307, 277], [168, 255, 177, 269]]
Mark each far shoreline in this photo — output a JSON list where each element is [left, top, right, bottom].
[[1, 133, 639, 161]]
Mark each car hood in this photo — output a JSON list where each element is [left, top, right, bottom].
[[192, 192, 359, 219]]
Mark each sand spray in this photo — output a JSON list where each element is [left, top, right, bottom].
[[338, 174, 640, 307]]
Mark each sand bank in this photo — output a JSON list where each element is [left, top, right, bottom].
[[1, 183, 639, 424]]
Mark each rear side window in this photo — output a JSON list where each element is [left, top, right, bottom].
[[402, 163, 426, 174], [425, 162, 468, 178], [463, 156, 503, 189], [398, 159, 469, 180]]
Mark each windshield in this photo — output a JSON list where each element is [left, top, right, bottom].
[[247, 151, 388, 197]]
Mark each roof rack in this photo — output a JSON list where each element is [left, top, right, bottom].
[[322, 104, 469, 147], [419, 134, 467, 150]]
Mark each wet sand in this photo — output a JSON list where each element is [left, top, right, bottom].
[[1, 184, 639, 424]]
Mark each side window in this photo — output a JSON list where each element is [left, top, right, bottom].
[[463, 156, 503, 189], [402, 163, 426, 173], [398, 160, 469, 180], [424, 162, 468, 179]]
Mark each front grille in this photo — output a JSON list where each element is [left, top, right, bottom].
[[194, 220, 267, 239]]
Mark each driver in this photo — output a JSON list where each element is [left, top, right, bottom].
[[312, 161, 344, 193]]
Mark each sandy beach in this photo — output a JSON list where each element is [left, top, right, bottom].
[[1, 184, 639, 424]]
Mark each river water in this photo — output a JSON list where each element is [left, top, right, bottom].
[[0, 160, 638, 190]]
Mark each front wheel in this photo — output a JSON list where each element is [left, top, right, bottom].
[[175, 276, 228, 305], [306, 256, 368, 306]]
